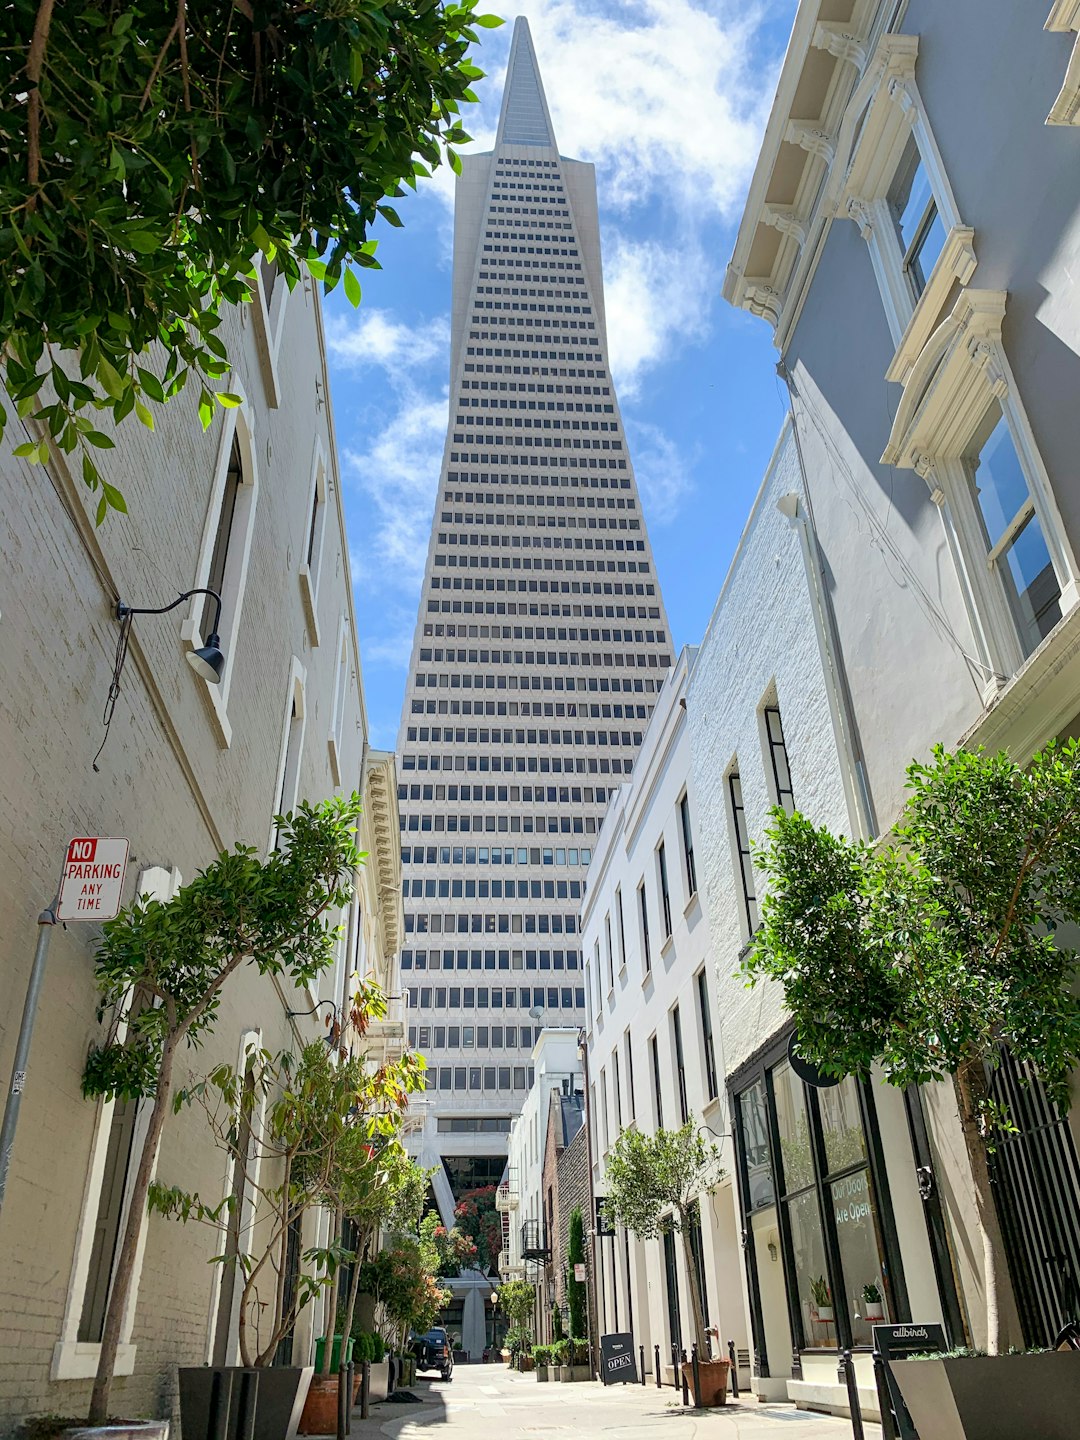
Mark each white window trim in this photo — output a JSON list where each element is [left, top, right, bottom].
[[202, 1027, 265, 1365], [299, 438, 329, 649], [327, 615, 351, 788], [52, 866, 181, 1382], [249, 261, 289, 407], [268, 658, 308, 854], [181, 394, 260, 749], [882, 287, 1080, 694], [834, 32, 977, 361], [1046, 1, 1080, 125]]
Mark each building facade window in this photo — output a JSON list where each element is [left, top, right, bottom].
[[679, 791, 697, 897], [727, 770, 758, 939], [657, 840, 672, 939], [605, 912, 614, 993], [650, 1034, 664, 1128], [886, 134, 947, 304], [183, 409, 259, 744], [672, 1004, 688, 1125], [624, 1029, 636, 1123], [638, 880, 651, 974], [663, 1228, 682, 1347], [731, 1036, 909, 1380], [697, 969, 718, 1103], [299, 442, 329, 644], [762, 705, 795, 815], [963, 403, 1062, 656], [615, 885, 626, 971], [882, 290, 1079, 686], [271, 662, 307, 850]]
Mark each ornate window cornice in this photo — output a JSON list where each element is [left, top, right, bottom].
[[1046, 1, 1080, 125]]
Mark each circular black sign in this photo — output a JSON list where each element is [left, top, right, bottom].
[[788, 1032, 843, 1089]]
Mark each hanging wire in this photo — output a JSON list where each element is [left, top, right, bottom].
[[92, 610, 133, 773]]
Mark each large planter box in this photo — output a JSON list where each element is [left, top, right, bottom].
[[518, 1355, 535, 1373], [367, 1360, 390, 1401], [893, 1352, 1080, 1440], [179, 1366, 312, 1440], [62, 1426, 169, 1440], [558, 1364, 592, 1383], [536, 1364, 550, 1383], [682, 1357, 730, 1407]]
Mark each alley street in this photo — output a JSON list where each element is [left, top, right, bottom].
[[356, 1365, 883, 1440]]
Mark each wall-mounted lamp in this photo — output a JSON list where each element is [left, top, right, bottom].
[[767, 1240, 779, 1263], [117, 588, 225, 683], [94, 588, 224, 771]]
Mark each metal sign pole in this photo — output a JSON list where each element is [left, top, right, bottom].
[[0, 905, 58, 1219]]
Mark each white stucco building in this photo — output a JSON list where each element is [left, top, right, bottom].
[[581, 647, 748, 1380]]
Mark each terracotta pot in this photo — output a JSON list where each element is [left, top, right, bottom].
[[682, 1357, 730, 1407], [298, 1375, 347, 1435]]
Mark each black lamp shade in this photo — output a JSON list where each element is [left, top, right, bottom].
[[187, 633, 225, 684]]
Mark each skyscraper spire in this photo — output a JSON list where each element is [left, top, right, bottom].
[[495, 16, 558, 149], [397, 19, 674, 1236]]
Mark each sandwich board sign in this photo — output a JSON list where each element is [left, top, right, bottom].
[[57, 837, 129, 922], [600, 1332, 637, 1385], [873, 1322, 947, 1439]]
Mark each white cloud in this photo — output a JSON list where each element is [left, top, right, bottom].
[[626, 418, 698, 526], [344, 384, 448, 594], [326, 310, 449, 372], [603, 233, 714, 400]]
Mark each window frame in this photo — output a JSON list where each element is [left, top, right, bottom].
[[328, 617, 352, 787], [299, 439, 329, 647], [678, 790, 697, 899], [726, 768, 759, 941], [657, 839, 672, 941], [637, 879, 652, 975], [882, 288, 1080, 691], [269, 658, 307, 853], [697, 968, 719, 1104], [181, 400, 260, 747], [836, 34, 975, 361]]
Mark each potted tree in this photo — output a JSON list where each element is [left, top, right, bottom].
[[79, 797, 364, 1431], [150, 997, 422, 1440], [496, 1280, 536, 1371], [748, 741, 1080, 1434], [605, 1122, 729, 1405]]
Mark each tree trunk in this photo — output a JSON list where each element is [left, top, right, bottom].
[[319, 1202, 345, 1375], [954, 1063, 1009, 1355], [340, 1223, 369, 1356], [89, 1036, 177, 1424], [678, 1216, 708, 1356]]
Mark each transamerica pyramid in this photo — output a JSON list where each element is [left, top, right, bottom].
[[397, 16, 675, 1225]]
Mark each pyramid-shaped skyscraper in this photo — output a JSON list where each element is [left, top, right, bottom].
[[397, 17, 675, 1221]]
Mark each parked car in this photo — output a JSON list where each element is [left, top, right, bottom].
[[411, 1326, 454, 1381]]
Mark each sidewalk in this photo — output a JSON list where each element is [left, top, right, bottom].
[[328, 1364, 883, 1440]]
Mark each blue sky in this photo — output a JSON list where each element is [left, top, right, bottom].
[[322, 0, 799, 750]]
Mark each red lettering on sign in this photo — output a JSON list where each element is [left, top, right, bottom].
[[67, 837, 98, 863]]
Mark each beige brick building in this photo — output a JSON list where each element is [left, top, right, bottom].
[[0, 272, 403, 1432]]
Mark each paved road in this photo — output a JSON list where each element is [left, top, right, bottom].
[[359, 1363, 881, 1440]]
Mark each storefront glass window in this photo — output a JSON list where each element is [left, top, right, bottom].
[[787, 1189, 830, 1343], [819, 1075, 868, 1173], [831, 1167, 886, 1345], [738, 1079, 775, 1210], [773, 1061, 814, 1193]]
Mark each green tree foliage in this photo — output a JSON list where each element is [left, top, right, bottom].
[[419, 1211, 479, 1277], [80, 795, 364, 1422], [566, 1206, 586, 1341], [746, 742, 1080, 1353], [1, 1, 501, 516], [148, 1020, 423, 1370], [496, 1278, 535, 1329], [604, 1122, 724, 1352]]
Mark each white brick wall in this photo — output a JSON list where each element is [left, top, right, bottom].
[[0, 281, 398, 1432], [686, 421, 852, 1076]]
